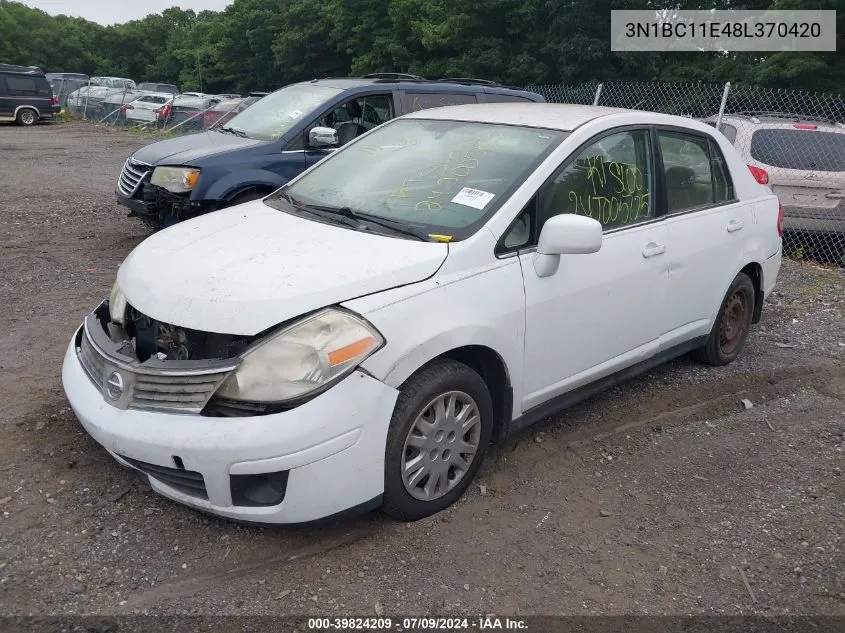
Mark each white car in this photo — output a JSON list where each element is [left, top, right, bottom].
[[123, 93, 173, 124], [62, 104, 783, 524]]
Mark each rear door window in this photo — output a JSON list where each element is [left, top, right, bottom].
[[404, 92, 476, 113], [484, 94, 534, 103], [750, 129, 845, 172], [658, 130, 735, 213]]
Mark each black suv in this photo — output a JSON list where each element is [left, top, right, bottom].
[[116, 75, 545, 228], [0, 63, 60, 126]]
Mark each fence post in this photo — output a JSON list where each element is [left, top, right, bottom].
[[715, 81, 731, 130], [83, 79, 93, 120], [592, 83, 604, 106]]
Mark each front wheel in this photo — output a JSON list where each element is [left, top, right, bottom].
[[693, 272, 755, 366], [382, 360, 493, 521]]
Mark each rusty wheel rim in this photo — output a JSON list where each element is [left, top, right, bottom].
[[719, 290, 749, 356]]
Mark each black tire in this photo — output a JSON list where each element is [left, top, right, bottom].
[[16, 108, 37, 126], [693, 272, 756, 366], [382, 359, 494, 522], [223, 189, 271, 208]]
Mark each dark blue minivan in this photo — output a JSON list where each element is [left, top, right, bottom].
[[116, 76, 545, 228]]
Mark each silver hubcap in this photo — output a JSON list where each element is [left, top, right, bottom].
[[21, 111, 35, 124], [401, 391, 481, 501]]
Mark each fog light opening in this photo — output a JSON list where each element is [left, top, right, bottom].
[[230, 471, 290, 507]]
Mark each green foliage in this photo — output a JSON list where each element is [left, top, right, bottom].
[[1, 0, 843, 94]]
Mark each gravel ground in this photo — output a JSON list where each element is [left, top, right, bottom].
[[0, 121, 844, 620]]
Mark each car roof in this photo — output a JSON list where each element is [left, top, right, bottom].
[[401, 103, 636, 131], [0, 63, 46, 77], [294, 77, 538, 95]]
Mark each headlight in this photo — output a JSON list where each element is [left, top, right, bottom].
[[109, 279, 127, 325], [150, 166, 200, 193], [216, 308, 384, 403]]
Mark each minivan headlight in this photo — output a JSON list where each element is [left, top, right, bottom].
[[150, 166, 200, 193], [216, 308, 384, 403]]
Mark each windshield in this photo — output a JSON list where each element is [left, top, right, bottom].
[[266, 118, 566, 240], [222, 83, 343, 141]]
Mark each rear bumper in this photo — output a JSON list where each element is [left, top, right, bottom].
[[783, 204, 845, 234], [762, 245, 782, 300]]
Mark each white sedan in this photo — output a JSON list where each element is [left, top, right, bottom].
[[123, 93, 172, 124], [62, 103, 782, 524]]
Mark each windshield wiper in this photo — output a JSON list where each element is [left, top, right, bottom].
[[217, 125, 248, 138], [289, 201, 433, 242]]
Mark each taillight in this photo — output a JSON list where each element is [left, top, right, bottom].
[[793, 123, 817, 130], [777, 202, 784, 238], [748, 165, 769, 185], [156, 103, 172, 118], [121, 104, 133, 111], [50, 94, 59, 106]]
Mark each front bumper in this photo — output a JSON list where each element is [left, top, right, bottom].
[[62, 338, 399, 523]]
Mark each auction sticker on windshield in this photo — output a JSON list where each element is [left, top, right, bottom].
[[451, 187, 495, 210]]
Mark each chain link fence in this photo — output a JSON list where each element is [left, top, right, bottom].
[[529, 80, 845, 267]]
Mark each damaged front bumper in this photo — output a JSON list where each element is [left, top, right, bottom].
[[61, 308, 400, 523], [116, 183, 214, 226]]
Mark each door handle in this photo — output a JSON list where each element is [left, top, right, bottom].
[[642, 242, 666, 258], [727, 219, 745, 233]]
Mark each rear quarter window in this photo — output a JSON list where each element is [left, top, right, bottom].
[[5, 76, 39, 96], [750, 128, 845, 172]]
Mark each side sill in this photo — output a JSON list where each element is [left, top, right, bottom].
[[506, 336, 707, 438]]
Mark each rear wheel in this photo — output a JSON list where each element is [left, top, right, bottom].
[[382, 360, 493, 522], [16, 109, 37, 126], [693, 272, 755, 366]]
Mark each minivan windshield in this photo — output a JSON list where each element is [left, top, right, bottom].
[[222, 84, 344, 141], [266, 119, 566, 240]]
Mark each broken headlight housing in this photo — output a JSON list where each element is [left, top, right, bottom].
[[109, 280, 127, 325], [150, 166, 200, 193], [216, 308, 384, 404]]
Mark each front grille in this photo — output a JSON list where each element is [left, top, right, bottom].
[[75, 316, 237, 415], [117, 158, 151, 197], [121, 456, 208, 499], [131, 373, 229, 413], [78, 332, 106, 387]]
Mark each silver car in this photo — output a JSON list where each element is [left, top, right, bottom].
[[705, 112, 845, 265]]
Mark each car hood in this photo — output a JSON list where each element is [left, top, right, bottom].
[[117, 201, 449, 336], [132, 130, 264, 166]]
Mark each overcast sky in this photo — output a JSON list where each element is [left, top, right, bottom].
[[23, 1, 233, 25]]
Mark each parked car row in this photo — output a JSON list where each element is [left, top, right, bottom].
[[58, 75, 783, 528]]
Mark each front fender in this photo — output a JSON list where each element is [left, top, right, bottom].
[[201, 169, 289, 202]]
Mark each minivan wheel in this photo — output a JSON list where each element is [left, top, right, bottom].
[[382, 360, 493, 522], [16, 109, 37, 126], [693, 272, 755, 366]]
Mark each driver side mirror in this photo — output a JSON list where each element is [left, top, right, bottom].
[[308, 126, 339, 149], [533, 214, 602, 278]]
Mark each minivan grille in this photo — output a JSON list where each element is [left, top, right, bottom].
[[117, 158, 151, 197]]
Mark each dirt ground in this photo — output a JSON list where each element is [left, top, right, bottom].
[[1, 120, 844, 620]]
